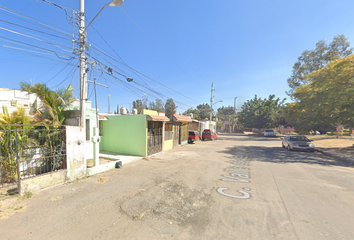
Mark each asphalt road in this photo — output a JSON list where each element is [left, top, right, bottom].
[[1, 134, 354, 240]]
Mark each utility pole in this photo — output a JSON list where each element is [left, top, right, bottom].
[[234, 97, 237, 133], [210, 82, 214, 122], [79, 0, 87, 130], [107, 94, 111, 113]]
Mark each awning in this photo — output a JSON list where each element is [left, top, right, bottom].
[[147, 115, 170, 122]]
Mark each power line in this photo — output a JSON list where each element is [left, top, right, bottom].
[[0, 19, 70, 40], [88, 44, 198, 103], [0, 26, 72, 52], [51, 61, 79, 88], [0, 4, 72, 38], [119, 6, 199, 85], [0, 35, 74, 60], [44, 59, 74, 84]]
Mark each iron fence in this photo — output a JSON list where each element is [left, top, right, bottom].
[[0, 125, 66, 194]]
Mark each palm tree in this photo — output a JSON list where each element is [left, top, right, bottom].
[[0, 106, 31, 183], [20, 82, 74, 125]]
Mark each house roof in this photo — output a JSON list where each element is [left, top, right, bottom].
[[171, 114, 192, 123], [98, 114, 108, 120], [147, 115, 170, 122]]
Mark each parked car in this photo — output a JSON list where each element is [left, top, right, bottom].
[[202, 129, 217, 141], [281, 135, 315, 152], [264, 129, 276, 137], [188, 130, 199, 144]]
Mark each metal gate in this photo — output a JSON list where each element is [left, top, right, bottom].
[[147, 127, 162, 155], [0, 125, 66, 196], [173, 125, 179, 148]]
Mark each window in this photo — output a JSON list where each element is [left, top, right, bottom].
[[99, 121, 103, 136], [86, 119, 90, 141]]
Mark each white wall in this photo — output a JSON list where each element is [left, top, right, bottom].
[[66, 126, 86, 179], [0, 87, 42, 115]]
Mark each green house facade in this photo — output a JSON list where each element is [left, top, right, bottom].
[[99, 112, 169, 157]]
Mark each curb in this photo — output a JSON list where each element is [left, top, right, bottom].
[[316, 148, 354, 165]]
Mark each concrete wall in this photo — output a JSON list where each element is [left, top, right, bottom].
[[189, 121, 199, 131], [20, 126, 86, 194], [200, 121, 216, 133], [0, 87, 42, 115], [164, 139, 173, 151], [100, 115, 147, 157]]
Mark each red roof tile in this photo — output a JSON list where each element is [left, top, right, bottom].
[[171, 114, 192, 122], [147, 115, 170, 121]]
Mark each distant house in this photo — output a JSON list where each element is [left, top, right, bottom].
[[0, 87, 42, 116], [99, 109, 170, 157], [63, 99, 101, 160], [170, 114, 192, 146], [220, 121, 232, 132]]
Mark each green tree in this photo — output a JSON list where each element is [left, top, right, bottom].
[[183, 108, 201, 120], [290, 54, 354, 131], [217, 106, 235, 121], [142, 94, 148, 109], [238, 95, 284, 129], [149, 98, 165, 112], [0, 106, 31, 183], [132, 100, 143, 114], [196, 103, 211, 120], [20, 82, 74, 125], [165, 98, 177, 117], [287, 35, 352, 96]]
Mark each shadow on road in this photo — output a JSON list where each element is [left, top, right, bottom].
[[217, 145, 353, 168], [217, 134, 281, 142]]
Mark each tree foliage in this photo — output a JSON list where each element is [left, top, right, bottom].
[[20, 82, 74, 125], [217, 106, 235, 121], [132, 100, 143, 114], [149, 98, 165, 113], [0, 106, 31, 183], [196, 103, 211, 120], [238, 95, 284, 129], [165, 98, 177, 117], [287, 35, 352, 96], [287, 54, 354, 131], [183, 108, 201, 120]]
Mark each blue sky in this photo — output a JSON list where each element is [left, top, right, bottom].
[[1, 0, 354, 114]]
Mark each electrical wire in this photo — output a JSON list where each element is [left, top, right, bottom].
[[0, 26, 72, 52], [44, 59, 74, 84], [0, 4, 72, 38], [119, 6, 199, 84], [0, 19, 70, 40], [89, 23, 149, 87], [0, 35, 74, 60], [88, 45, 198, 103]]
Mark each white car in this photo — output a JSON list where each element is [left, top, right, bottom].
[[282, 135, 315, 152], [263, 129, 276, 137]]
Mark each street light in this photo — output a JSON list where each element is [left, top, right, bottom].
[[79, 0, 123, 129], [84, 0, 124, 32], [213, 100, 222, 121], [79, 0, 123, 166]]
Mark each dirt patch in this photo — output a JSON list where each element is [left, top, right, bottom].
[[0, 196, 28, 220], [96, 175, 109, 184], [309, 137, 354, 148], [50, 196, 63, 202], [87, 158, 116, 168], [120, 181, 212, 235]]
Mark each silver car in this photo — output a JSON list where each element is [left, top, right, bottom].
[[264, 129, 276, 137], [282, 135, 315, 152]]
